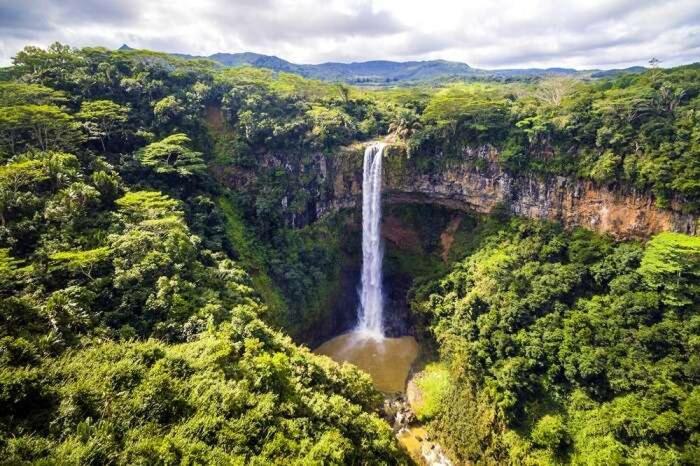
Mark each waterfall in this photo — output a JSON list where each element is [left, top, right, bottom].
[[356, 142, 385, 338]]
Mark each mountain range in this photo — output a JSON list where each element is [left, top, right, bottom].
[[119, 44, 646, 84]]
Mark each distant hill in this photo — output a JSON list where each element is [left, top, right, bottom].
[[149, 47, 646, 84], [590, 66, 647, 78]]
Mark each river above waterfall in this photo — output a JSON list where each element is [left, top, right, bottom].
[[314, 331, 419, 393]]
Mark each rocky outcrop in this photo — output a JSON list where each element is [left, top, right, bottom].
[[321, 144, 697, 240], [386, 394, 454, 466]]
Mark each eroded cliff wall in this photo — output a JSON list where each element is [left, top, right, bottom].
[[321, 144, 697, 239]]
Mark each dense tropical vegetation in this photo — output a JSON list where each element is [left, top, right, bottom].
[[0, 42, 697, 464], [410, 218, 700, 464], [0, 43, 403, 463]]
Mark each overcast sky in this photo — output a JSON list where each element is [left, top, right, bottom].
[[1, 0, 699, 69]]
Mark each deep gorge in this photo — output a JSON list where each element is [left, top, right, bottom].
[[212, 137, 699, 347]]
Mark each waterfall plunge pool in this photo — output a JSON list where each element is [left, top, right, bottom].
[[314, 331, 419, 393]]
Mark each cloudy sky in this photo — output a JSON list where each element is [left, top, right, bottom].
[[1, 0, 699, 69]]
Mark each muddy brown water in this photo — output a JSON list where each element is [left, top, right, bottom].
[[314, 331, 419, 393]]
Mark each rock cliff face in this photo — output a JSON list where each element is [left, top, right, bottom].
[[320, 144, 697, 240]]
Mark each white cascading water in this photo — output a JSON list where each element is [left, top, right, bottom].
[[356, 142, 386, 338]]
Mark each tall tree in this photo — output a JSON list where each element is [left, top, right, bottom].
[[0, 105, 80, 155], [137, 133, 205, 177], [76, 100, 129, 152]]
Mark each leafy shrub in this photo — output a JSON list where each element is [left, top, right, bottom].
[[413, 363, 451, 421]]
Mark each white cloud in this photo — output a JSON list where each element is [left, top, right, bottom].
[[0, 0, 698, 68]]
